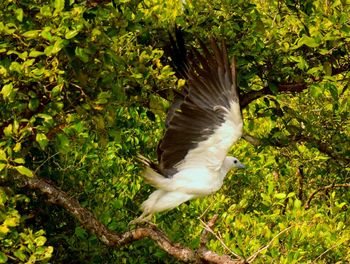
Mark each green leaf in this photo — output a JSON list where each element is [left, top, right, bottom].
[[15, 166, 34, 177], [325, 83, 338, 102], [54, 0, 65, 12], [132, 72, 143, 79], [0, 225, 10, 234], [4, 124, 13, 137], [310, 84, 323, 98], [37, 113, 53, 122], [4, 217, 19, 227], [56, 134, 70, 154], [331, 0, 342, 8], [294, 199, 302, 209], [51, 84, 63, 97], [1, 83, 13, 99], [29, 98, 40, 111], [41, 28, 53, 41], [274, 193, 287, 199], [294, 35, 320, 49], [36, 133, 49, 150], [29, 50, 45, 57], [14, 250, 26, 261], [9, 61, 22, 74], [13, 143, 21, 152], [35, 236, 47, 247], [75, 47, 89, 63], [65, 29, 80, 39], [40, 5, 52, 17], [0, 163, 6, 172], [0, 252, 8, 263], [15, 8, 24, 22], [13, 158, 25, 164], [0, 149, 6, 161], [287, 192, 295, 198], [22, 30, 41, 38], [51, 38, 68, 54]]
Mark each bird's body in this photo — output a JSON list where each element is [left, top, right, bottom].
[[131, 35, 244, 224]]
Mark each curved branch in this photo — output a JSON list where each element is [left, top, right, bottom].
[[17, 175, 244, 263], [304, 183, 350, 209]]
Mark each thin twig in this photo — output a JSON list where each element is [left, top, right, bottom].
[[199, 218, 243, 260], [313, 240, 348, 262], [200, 214, 219, 247], [305, 183, 350, 209], [246, 226, 293, 263], [34, 152, 60, 174], [199, 201, 215, 219], [242, 133, 261, 146]]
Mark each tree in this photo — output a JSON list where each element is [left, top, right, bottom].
[[0, 0, 349, 263]]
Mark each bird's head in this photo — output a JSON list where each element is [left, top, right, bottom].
[[226, 156, 245, 169], [232, 157, 245, 169]]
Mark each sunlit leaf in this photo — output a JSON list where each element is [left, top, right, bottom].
[[4, 217, 19, 227], [22, 30, 41, 38], [15, 8, 23, 22], [15, 166, 34, 177], [274, 193, 286, 199], [0, 149, 6, 161], [35, 236, 47, 246], [54, 0, 65, 13], [1, 83, 13, 99], [65, 29, 80, 39], [13, 158, 25, 164], [0, 163, 6, 171]]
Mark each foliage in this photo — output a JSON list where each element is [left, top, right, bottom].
[[0, 0, 349, 263], [0, 188, 53, 263]]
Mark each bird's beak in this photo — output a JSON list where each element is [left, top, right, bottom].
[[238, 163, 245, 169]]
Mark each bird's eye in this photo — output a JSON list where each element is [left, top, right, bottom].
[[234, 160, 237, 164]]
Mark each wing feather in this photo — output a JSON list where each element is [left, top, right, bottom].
[[158, 36, 241, 177]]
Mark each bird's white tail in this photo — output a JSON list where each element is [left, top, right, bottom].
[[143, 167, 170, 189], [141, 190, 194, 214]]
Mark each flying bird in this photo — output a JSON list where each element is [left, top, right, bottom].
[[131, 35, 244, 224]]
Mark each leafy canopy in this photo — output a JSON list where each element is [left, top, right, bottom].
[[0, 0, 349, 263]]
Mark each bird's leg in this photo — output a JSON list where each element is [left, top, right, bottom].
[[129, 212, 153, 226]]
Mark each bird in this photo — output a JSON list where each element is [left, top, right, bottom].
[[131, 34, 244, 224]]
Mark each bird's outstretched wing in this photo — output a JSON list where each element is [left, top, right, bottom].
[[158, 37, 242, 177]]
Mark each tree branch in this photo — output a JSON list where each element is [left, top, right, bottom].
[[242, 133, 350, 165], [240, 82, 307, 108], [242, 133, 261, 146], [16, 175, 243, 263], [304, 183, 350, 209]]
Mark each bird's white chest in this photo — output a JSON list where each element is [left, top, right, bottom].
[[171, 168, 225, 196]]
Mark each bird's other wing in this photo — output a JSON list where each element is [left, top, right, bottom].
[[158, 38, 242, 177]]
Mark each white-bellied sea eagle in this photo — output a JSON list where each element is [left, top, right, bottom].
[[131, 36, 244, 224]]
